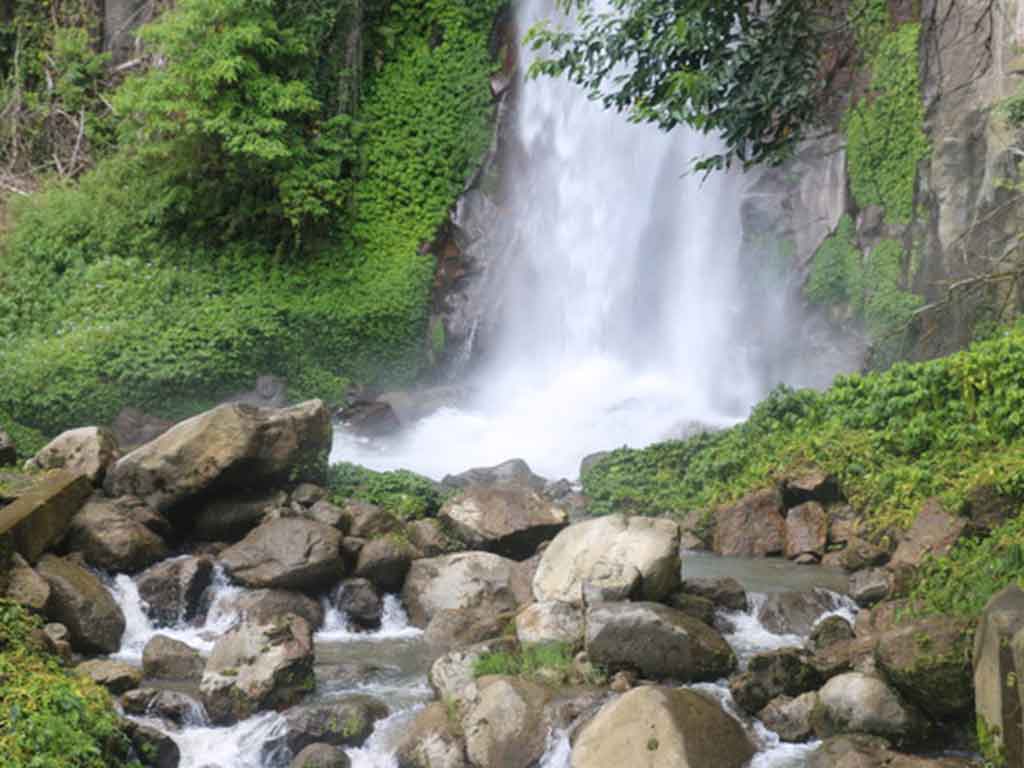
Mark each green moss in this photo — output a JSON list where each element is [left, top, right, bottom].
[[845, 23, 930, 224], [805, 215, 859, 306], [583, 324, 1024, 535], [0, 601, 138, 768], [473, 642, 577, 681], [326, 462, 448, 520], [0, 0, 504, 436]]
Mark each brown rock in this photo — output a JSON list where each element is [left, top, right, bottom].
[[136, 555, 215, 626], [27, 427, 120, 485], [76, 659, 141, 694], [713, 489, 785, 557], [821, 537, 889, 572], [759, 693, 817, 742], [440, 486, 568, 560], [192, 490, 288, 541], [219, 517, 345, 592], [403, 552, 525, 628], [888, 499, 966, 573], [354, 535, 417, 593], [143, 635, 204, 680], [37, 554, 125, 654], [230, 589, 325, 630], [395, 702, 467, 768], [729, 648, 824, 715], [6, 553, 51, 613], [679, 576, 748, 612], [291, 744, 350, 768], [406, 518, 455, 557], [68, 495, 168, 573], [343, 500, 400, 538], [785, 501, 828, 560], [0, 471, 92, 563], [781, 468, 841, 507]]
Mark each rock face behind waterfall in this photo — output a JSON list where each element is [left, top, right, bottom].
[[104, 400, 331, 512]]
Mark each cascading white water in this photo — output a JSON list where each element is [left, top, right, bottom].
[[331, 0, 772, 481]]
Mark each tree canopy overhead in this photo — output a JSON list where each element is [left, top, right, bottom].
[[526, 0, 850, 173]]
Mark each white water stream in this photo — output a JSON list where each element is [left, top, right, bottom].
[[330, 0, 806, 482]]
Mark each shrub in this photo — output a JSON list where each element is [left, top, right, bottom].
[[326, 462, 448, 520]]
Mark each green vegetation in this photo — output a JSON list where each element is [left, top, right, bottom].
[[583, 325, 1024, 536], [805, 215, 859, 306], [0, 600, 139, 768], [845, 22, 930, 224], [0, 0, 503, 438], [326, 461, 448, 520], [473, 642, 575, 679]]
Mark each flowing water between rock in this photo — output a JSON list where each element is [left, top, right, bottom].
[[106, 556, 857, 767]]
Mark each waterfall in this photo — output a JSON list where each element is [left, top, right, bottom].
[[332, 0, 781, 481]]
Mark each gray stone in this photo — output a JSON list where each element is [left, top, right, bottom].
[[785, 501, 828, 560], [76, 659, 141, 694], [333, 578, 383, 630], [395, 702, 467, 768], [974, 585, 1024, 765], [757, 590, 838, 636], [679, 576, 748, 612], [759, 693, 817, 743], [402, 552, 527, 628], [442, 459, 547, 492], [38, 554, 125, 654], [515, 601, 583, 647], [440, 486, 568, 560], [27, 427, 120, 485], [0, 471, 92, 563], [136, 555, 214, 626], [220, 518, 344, 592], [812, 672, 927, 746], [462, 676, 552, 768], [68, 495, 168, 573], [849, 568, 893, 607], [283, 696, 389, 753], [143, 635, 204, 681], [713, 488, 786, 557], [354, 535, 417, 593], [729, 648, 824, 715], [230, 588, 324, 631], [6, 553, 51, 612], [192, 490, 288, 541], [585, 601, 735, 681], [291, 744, 350, 768]]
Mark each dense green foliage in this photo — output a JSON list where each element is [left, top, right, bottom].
[[527, 0, 832, 172], [0, 601, 138, 768], [0, 0, 503, 437], [583, 325, 1024, 534], [805, 215, 859, 306], [326, 461, 448, 520], [845, 22, 929, 224], [474, 642, 574, 677]]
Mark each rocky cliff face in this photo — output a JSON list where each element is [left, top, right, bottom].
[[744, 0, 1024, 369]]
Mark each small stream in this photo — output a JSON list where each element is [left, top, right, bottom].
[[104, 554, 855, 768]]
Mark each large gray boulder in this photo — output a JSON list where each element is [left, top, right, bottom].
[[354, 535, 418, 593], [219, 517, 344, 592], [402, 552, 528, 628], [37, 554, 125, 654], [462, 676, 552, 768], [515, 601, 584, 648], [229, 588, 324, 630], [811, 672, 927, 746], [105, 400, 330, 512], [532, 515, 681, 605], [440, 486, 567, 560], [27, 427, 120, 485], [974, 584, 1024, 766], [282, 696, 389, 753], [67, 495, 168, 573], [442, 459, 547, 492], [756, 590, 839, 636], [396, 702, 468, 768], [0, 471, 92, 563], [136, 555, 214, 626], [585, 601, 735, 681], [571, 686, 755, 768], [200, 614, 314, 724], [333, 578, 383, 630], [143, 635, 204, 681]]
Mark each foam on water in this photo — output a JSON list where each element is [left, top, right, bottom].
[[316, 594, 423, 643]]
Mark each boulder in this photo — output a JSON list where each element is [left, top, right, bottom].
[[0, 470, 92, 563], [974, 585, 1024, 766], [875, 615, 973, 722], [200, 614, 315, 724], [442, 459, 547, 492], [76, 659, 141, 694], [343, 501, 400, 538], [220, 518, 344, 592], [121, 688, 206, 727], [41, 622, 72, 661], [37, 554, 125, 654], [27, 427, 120, 484], [337, 400, 401, 437], [665, 593, 716, 626], [888, 499, 966, 573], [0, 429, 16, 465], [462, 676, 552, 768], [809, 615, 855, 652], [712, 488, 785, 557], [424, 607, 510, 650], [407, 518, 455, 557], [395, 702, 468, 768], [67, 496, 168, 573], [333, 578, 383, 630], [849, 568, 893, 607], [354, 535, 418, 593], [290, 744, 350, 768], [403, 552, 527, 628], [810, 636, 878, 679], [304, 499, 348, 530], [282, 696, 389, 753], [124, 720, 181, 768], [291, 483, 327, 508], [781, 468, 842, 507], [807, 734, 975, 768], [515, 601, 584, 647], [439, 486, 568, 560], [136, 555, 214, 626], [571, 686, 755, 768], [114, 495, 174, 540], [784, 502, 827, 560], [759, 693, 817, 742], [105, 400, 330, 512], [679, 576, 748, 612], [532, 515, 681, 605], [728, 648, 824, 715], [191, 490, 288, 541], [812, 672, 926, 746], [757, 590, 838, 636], [428, 639, 515, 712], [230, 588, 324, 631], [6, 553, 50, 613], [143, 635, 204, 680], [585, 601, 735, 681], [822, 537, 890, 572]]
